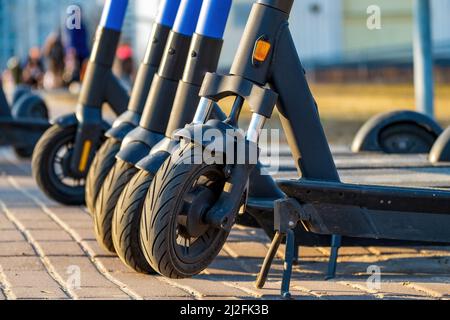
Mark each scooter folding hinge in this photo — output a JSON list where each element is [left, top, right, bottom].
[[274, 198, 309, 234]]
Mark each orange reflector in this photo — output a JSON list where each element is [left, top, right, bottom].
[[79, 140, 92, 172], [253, 39, 271, 62]]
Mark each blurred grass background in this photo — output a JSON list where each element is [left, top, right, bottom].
[[39, 83, 450, 145]]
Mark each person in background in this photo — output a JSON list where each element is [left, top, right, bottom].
[[7, 57, 23, 85], [64, 14, 90, 84], [22, 47, 44, 88], [114, 44, 135, 91], [43, 32, 66, 89]]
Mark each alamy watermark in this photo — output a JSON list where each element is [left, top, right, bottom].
[[176, 128, 281, 175], [66, 265, 81, 290], [367, 5, 382, 30], [66, 5, 82, 30], [366, 265, 382, 290]]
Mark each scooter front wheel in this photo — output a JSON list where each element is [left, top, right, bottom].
[[112, 169, 156, 274], [85, 138, 121, 216], [94, 159, 137, 253], [12, 94, 49, 159], [140, 144, 229, 278], [32, 125, 86, 205]]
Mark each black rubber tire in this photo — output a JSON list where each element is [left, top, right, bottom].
[[13, 147, 34, 159], [31, 125, 85, 205], [12, 94, 49, 159], [85, 138, 121, 216], [112, 170, 155, 274], [12, 85, 31, 106], [12, 94, 48, 119], [94, 159, 137, 254], [140, 144, 229, 279], [379, 123, 436, 154]]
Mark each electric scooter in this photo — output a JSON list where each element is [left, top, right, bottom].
[[32, 0, 130, 205], [85, 0, 181, 215], [138, 0, 450, 296], [93, 0, 205, 254], [0, 82, 49, 158], [352, 0, 442, 155], [111, 0, 232, 274]]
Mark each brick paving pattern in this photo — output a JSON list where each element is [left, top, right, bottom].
[[0, 147, 449, 300]]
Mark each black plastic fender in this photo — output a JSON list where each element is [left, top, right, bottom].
[[429, 127, 450, 163], [135, 138, 179, 173], [136, 151, 171, 176], [105, 110, 141, 141], [11, 94, 48, 120], [351, 110, 442, 153], [51, 113, 111, 132], [174, 119, 257, 157], [116, 126, 165, 165]]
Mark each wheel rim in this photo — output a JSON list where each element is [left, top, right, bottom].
[[49, 132, 85, 194], [379, 125, 435, 153], [170, 165, 227, 266], [30, 102, 47, 119]]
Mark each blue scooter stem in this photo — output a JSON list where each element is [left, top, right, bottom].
[[156, 0, 182, 27], [196, 0, 232, 39], [173, 0, 204, 36], [100, 0, 129, 31]]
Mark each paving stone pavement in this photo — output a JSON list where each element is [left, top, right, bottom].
[[0, 147, 450, 300]]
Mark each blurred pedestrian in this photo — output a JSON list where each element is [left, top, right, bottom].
[[43, 32, 66, 89], [7, 57, 23, 85], [22, 47, 44, 88], [115, 44, 135, 90], [65, 14, 90, 84]]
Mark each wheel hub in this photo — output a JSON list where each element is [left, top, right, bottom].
[[178, 186, 217, 238]]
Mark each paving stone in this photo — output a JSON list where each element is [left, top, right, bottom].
[[225, 242, 269, 259], [96, 257, 138, 274], [12, 287, 68, 300], [38, 241, 85, 257], [0, 229, 25, 242], [402, 278, 450, 298], [105, 272, 193, 299], [0, 290, 6, 300], [0, 214, 15, 230], [0, 242, 35, 257], [19, 220, 61, 230], [4, 270, 62, 289], [70, 287, 130, 299], [28, 230, 73, 242], [48, 256, 118, 288], [0, 256, 45, 271], [290, 280, 374, 300], [72, 228, 96, 241], [368, 247, 420, 255], [4, 210, 51, 222], [49, 208, 90, 220], [81, 240, 117, 258], [175, 277, 253, 298]]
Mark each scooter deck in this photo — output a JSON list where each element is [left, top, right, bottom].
[[0, 118, 50, 147], [248, 148, 450, 246], [277, 169, 450, 244], [261, 145, 450, 173]]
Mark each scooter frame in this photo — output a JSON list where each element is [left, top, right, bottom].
[[65, 0, 130, 177], [0, 83, 50, 156]]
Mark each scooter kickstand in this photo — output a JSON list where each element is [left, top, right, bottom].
[[293, 245, 300, 266], [325, 235, 342, 280], [281, 229, 295, 299], [255, 231, 284, 290]]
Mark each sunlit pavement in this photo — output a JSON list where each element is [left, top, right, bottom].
[[1, 147, 449, 300]]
